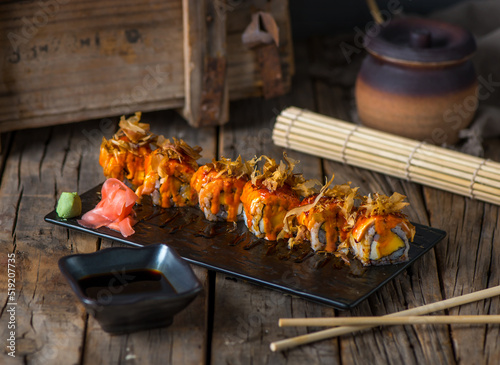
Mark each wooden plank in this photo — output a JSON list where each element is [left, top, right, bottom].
[[0, 110, 216, 364], [0, 132, 12, 179], [310, 36, 497, 362], [80, 110, 217, 364], [423, 186, 500, 363], [0, 121, 102, 365], [0, 0, 294, 133], [0, 0, 185, 132], [310, 36, 456, 364], [211, 41, 339, 364], [481, 203, 500, 363], [180, 0, 229, 127], [226, 0, 294, 99], [83, 239, 209, 365], [4, 30, 498, 364]]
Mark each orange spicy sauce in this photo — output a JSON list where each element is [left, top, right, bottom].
[[241, 181, 300, 241], [298, 195, 349, 252], [123, 143, 151, 188], [352, 214, 415, 249], [191, 169, 247, 222], [135, 150, 160, 199], [99, 136, 151, 187], [100, 142, 127, 181], [157, 159, 197, 208], [135, 150, 197, 208]]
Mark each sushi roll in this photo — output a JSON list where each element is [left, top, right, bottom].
[[99, 112, 156, 187], [241, 155, 317, 241], [135, 136, 202, 208], [190, 156, 256, 222], [284, 178, 358, 252], [349, 192, 416, 266]]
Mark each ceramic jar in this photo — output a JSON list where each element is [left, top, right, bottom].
[[355, 18, 477, 144]]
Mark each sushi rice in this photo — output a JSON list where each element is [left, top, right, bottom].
[[350, 224, 410, 266]]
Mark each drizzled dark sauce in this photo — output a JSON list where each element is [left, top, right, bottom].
[[265, 242, 278, 255], [139, 210, 163, 223], [294, 251, 315, 264], [314, 255, 332, 269], [195, 224, 219, 239], [243, 237, 261, 250], [169, 216, 198, 234], [349, 259, 367, 277], [229, 233, 245, 246], [134, 196, 356, 273], [227, 224, 238, 234]]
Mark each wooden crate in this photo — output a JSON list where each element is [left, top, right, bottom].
[[0, 0, 293, 131]]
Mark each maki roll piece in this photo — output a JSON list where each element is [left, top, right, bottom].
[[191, 156, 257, 222], [349, 193, 416, 266], [135, 136, 202, 208], [241, 155, 317, 241], [284, 178, 358, 252], [99, 112, 156, 187]]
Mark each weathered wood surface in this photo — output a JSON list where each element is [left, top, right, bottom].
[[226, 0, 294, 100], [0, 0, 293, 132], [1, 37, 500, 365], [0, 0, 185, 131], [212, 41, 335, 365], [181, 0, 229, 127], [79, 111, 217, 365], [0, 111, 215, 365], [310, 38, 456, 365]]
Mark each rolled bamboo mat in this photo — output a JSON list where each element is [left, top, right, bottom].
[[273, 106, 500, 205]]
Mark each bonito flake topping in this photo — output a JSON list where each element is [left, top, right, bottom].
[[251, 153, 319, 195]]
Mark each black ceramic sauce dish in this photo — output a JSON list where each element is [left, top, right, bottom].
[[58, 244, 202, 334]]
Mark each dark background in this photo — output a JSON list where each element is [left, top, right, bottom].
[[290, 0, 470, 38]]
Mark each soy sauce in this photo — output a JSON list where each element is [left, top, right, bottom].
[[78, 269, 177, 300]]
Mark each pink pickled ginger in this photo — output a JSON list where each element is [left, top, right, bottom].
[[78, 178, 138, 237]]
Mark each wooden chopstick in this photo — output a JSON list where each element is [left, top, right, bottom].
[[279, 315, 500, 327], [365, 0, 384, 24], [270, 285, 500, 352]]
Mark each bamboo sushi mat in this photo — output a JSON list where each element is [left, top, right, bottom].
[[273, 106, 500, 205]]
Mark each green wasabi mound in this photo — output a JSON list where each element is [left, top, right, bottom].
[[56, 192, 82, 219]]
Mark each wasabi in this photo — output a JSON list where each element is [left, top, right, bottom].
[[56, 192, 82, 219]]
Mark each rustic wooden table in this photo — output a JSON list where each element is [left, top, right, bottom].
[[1, 39, 500, 365]]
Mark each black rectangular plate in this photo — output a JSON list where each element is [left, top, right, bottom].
[[45, 184, 446, 310]]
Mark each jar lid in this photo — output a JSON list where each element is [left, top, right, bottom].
[[364, 17, 476, 64]]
